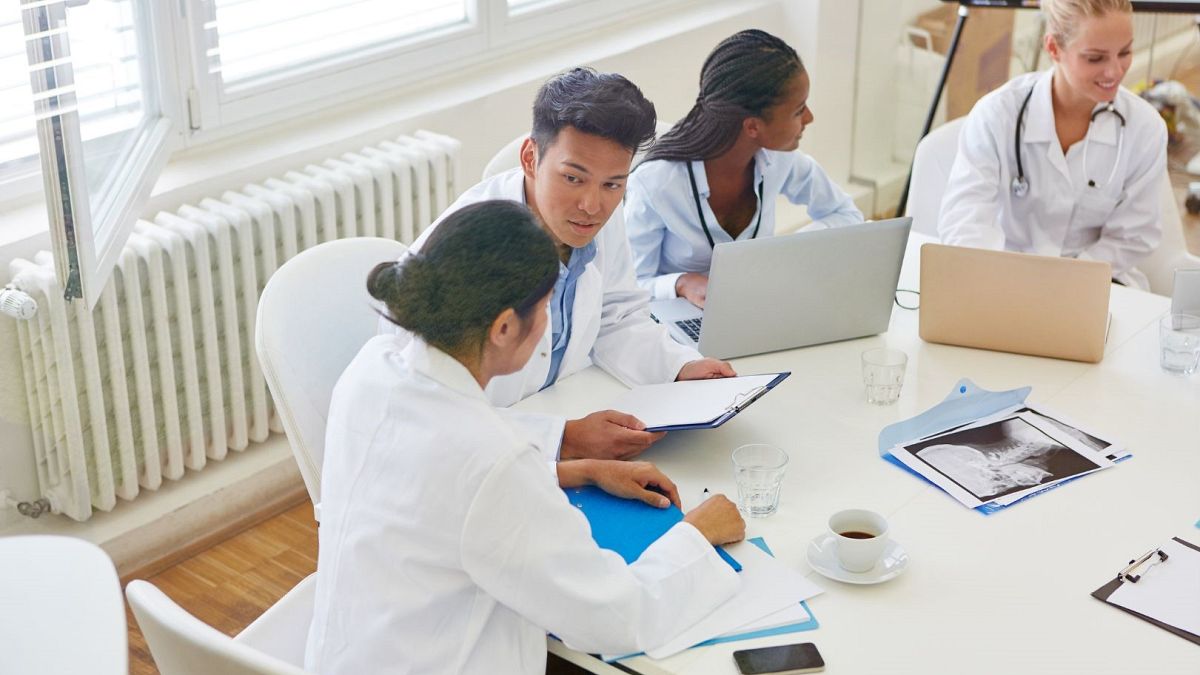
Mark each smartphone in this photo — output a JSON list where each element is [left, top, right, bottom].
[[732, 643, 824, 674]]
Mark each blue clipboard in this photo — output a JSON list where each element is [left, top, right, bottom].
[[566, 485, 740, 571], [877, 378, 1131, 515], [646, 372, 791, 432]]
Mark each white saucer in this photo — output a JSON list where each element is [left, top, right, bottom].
[[805, 532, 909, 585]]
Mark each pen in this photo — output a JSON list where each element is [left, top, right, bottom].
[[700, 487, 711, 504]]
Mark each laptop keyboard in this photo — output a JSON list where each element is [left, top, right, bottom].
[[674, 317, 703, 342]]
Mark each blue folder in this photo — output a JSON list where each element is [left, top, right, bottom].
[[566, 485, 740, 571], [877, 378, 1131, 515]]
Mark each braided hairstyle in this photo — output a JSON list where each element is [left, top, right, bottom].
[[368, 200, 559, 358], [644, 29, 803, 163]]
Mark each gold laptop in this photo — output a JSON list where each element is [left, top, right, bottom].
[[919, 244, 1111, 363]]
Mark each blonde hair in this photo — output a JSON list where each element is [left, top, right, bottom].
[[1042, 0, 1133, 46]]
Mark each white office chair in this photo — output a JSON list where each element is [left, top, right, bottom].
[[906, 116, 1200, 296], [0, 536, 126, 675], [256, 237, 408, 515], [126, 574, 317, 675], [481, 121, 675, 180]]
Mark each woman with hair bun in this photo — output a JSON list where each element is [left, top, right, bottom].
[[625, 29, 863, 308], [306, 199, 746, 675], [939, 0, 1167, 289]]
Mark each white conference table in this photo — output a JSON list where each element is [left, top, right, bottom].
[[517, 235, 1200, 675]]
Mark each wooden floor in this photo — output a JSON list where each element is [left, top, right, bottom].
[[125, 500, 318, 675]]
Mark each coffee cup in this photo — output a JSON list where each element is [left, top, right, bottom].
[[828, 509, 889, 573]]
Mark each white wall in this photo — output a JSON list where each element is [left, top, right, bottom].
[[1, 0, 844, 529]]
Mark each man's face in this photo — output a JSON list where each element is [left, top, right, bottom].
[[520, 126, 635, 250]]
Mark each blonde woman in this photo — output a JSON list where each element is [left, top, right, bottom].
[[938, 0, 1167, 288]]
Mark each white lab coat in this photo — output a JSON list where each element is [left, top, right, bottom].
[[938, 68, 1167, 289], [381, 168, 701, 456], [624, 148, 863, 299], [304, 335, 740, 675]]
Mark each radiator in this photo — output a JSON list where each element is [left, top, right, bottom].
[[8, 130, 460, 522]]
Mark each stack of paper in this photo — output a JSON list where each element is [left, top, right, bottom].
[[567, 486, 823, 660], [883, 398, 1128, 511]]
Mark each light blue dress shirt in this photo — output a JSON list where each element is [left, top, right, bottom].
[[543, 241, 598, 390], [624, 148, 863, 299]]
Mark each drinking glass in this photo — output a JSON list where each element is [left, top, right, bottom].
[[731, 444, 788, 517], [862, 348, 907, 404], [1160, 313, 1200, 375]]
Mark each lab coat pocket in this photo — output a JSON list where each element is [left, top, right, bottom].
[[1074, 189, 1122, 226]]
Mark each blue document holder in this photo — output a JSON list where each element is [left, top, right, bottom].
[[646, 372, 791, 432], [566, 485, 740, 571], [877, 378, 1129, 515]]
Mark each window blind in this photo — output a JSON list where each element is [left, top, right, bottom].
[[208, 0, 469, 85], [3, 0, 145, 183]]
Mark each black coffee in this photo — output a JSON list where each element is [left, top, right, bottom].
[[839, 531, 876, 539]]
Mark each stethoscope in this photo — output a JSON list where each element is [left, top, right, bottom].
[[686, 161, 764, 248], [1010, 86, 1126, 198]]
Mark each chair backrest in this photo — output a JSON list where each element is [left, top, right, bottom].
[[256, 237, 408, 507], [126, 580, 311, 675], [906, 117, 1199, 294], [1139, 174, 1200, 296], [0, 536, 126, 675], [905, 117, 965, 237], [481, 121, 675, 180]]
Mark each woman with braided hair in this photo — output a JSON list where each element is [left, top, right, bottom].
[[624, 29, 863, 308]]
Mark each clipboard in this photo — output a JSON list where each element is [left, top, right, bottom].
[[611, 372, 791, 432], [565, 485, 741, 572], [1091, 537, 1200, 646]]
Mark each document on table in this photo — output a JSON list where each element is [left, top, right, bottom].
[[1105, 538, 1200, 638], [601, 540, 823, 661], [609, 373, 788, 431]]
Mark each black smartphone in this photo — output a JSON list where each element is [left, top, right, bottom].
[[732, 643, 824, 675]]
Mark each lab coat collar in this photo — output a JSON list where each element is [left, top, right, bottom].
[[1023, 68, 1121, 146], [1022, 69, 1058, 145], [401, 337, 489, 403]]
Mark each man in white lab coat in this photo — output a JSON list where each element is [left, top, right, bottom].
[[386, 68, 735, 460]]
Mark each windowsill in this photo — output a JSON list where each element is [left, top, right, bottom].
[[0, 0, 776, 258]]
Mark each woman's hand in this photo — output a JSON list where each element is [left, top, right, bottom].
[[557, 460, 681, 509], [683, 494, 745, 546], [675, 272, 710, 308]]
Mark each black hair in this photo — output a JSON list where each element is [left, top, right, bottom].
[[368, 200, 559, 358], [531, 67, 657, 156], [644, 30, 803, 163]]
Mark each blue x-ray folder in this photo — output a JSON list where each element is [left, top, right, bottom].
[[877, 378, 1129, 515], [566, 485, 740, 571]]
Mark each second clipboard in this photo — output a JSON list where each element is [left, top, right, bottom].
[[609, 372, 790, 432]]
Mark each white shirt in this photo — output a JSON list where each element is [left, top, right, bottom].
[[938, 68, 1167, 289], [381, 168, 701, 457], [624, 149, 864, 299], [304, 336, 740, 675]]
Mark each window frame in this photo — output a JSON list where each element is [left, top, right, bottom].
[[21, 0, 184, 308]]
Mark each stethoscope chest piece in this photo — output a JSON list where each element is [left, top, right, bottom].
[[1011, 176, 1029, 198]]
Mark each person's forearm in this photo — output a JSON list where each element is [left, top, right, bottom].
[[555, 458, 597, 488]]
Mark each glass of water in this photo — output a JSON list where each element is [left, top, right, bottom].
[[1159, 313, 1200, 375], [862, 348, 908, 404], [731, 444, 788, 517]]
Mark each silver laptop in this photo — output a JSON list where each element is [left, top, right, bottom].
[[650, 218, 912, 359]]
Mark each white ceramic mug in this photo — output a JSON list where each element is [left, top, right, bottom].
[[828, 509, 889, 573]]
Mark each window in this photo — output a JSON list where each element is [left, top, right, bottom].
[[21, 0, 176, 307], [7, 0, 679, 304]]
